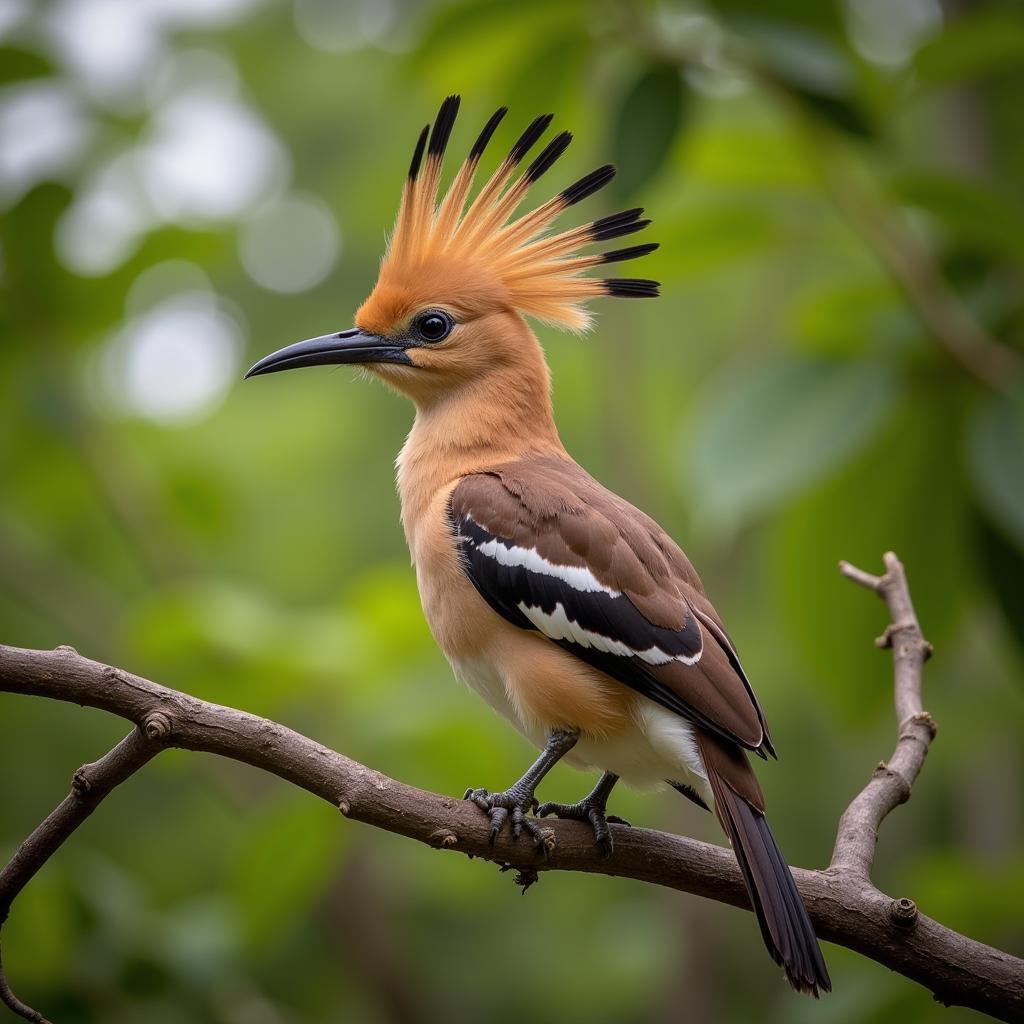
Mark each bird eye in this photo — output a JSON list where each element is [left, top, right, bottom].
[[413, 310, 454, 344]]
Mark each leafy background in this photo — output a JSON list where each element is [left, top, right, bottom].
[[1, 0, 1023, 1021]]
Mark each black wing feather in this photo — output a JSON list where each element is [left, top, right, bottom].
[[451, 505, 763, 751]]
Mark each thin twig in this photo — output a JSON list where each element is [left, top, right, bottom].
[[832, 552, 937, 879], [0, 560, 1022, 1022], [0, 728, 161, 1023]]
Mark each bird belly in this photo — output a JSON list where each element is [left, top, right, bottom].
[[453, 647, 709, 799], [449, 652, 528, 734], [566, 703, 709, 798]]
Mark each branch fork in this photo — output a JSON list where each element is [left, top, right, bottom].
[[1, 553, 1022, 1022]]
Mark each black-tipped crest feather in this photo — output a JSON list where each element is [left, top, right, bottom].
[[589, 208, 646, 241], [561, 164, 616, 206], [408, 124, 429, 180], [470, 107, 508, 161], [604, 278, 660, 297], [594, 207, 643, 227], [428, 95, 460, 158], [600, 242, 659, 264], [389, 99, 660, 327], [509, 113, 554, 164], [525, 130, 573, 183]]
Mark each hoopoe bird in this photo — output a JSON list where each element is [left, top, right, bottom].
[[247, 96, 831, 996]]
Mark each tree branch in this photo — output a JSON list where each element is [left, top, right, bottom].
[[832, 551, 937, 878], [1, 557, 1022, 1021]]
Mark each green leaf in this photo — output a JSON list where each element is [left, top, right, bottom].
[[703, 0, 844, 37], [974, 510, 1024, 654], [0, 47, 52, 86], [771, 398, 970, 720], [612, 65, 687, 198], [968, 386, 1024, 551], [914, 10, 1024, 84], [893, 172, 1024, 261], [683, 357, 899, 534], [782, 86, 874, 138]]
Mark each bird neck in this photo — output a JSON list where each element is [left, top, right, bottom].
[[396, 344, 565, 554]]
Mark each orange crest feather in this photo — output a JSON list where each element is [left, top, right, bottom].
[[380, 96, 659, 331]]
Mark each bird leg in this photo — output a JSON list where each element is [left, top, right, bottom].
[[464, 728, 579, 848], [537, 771, 630, 857]]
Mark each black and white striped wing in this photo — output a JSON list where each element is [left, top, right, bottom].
[[448, 472, 771, 755]]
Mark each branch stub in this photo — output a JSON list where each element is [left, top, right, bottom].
[[889, 897, 919, 929], [143, 712, 173, 741]]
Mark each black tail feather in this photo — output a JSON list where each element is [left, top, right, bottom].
[[709, 778, 831, 995]]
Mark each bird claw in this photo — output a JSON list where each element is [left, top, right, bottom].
[[536, 799, 630, 857], [463, 787, 544, 848]]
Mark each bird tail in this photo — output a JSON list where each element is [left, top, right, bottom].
[[698, 734, 831, 996]]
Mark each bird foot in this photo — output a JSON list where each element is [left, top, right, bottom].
[[536, 797, 630, 857], [464, 786, 544, 848]]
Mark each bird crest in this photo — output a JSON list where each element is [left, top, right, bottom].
[[376, 95, 659, 332]]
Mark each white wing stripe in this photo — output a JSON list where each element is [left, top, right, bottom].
[[475, 535, 620, 596], [519, 601, 703, 665]]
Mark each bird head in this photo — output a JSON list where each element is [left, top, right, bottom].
[[246, 96, 658, 406]]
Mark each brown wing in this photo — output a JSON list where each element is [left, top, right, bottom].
[[450, 454, 775, 757]]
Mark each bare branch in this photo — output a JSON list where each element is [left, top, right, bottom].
[[832, 553, 936, 878], [1, 556, 1022, 1021]]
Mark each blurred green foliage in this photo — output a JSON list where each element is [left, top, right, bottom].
[[1, 1, 1023, 1022]]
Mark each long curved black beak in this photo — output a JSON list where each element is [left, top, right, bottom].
[[244, 328, 412, 379]]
